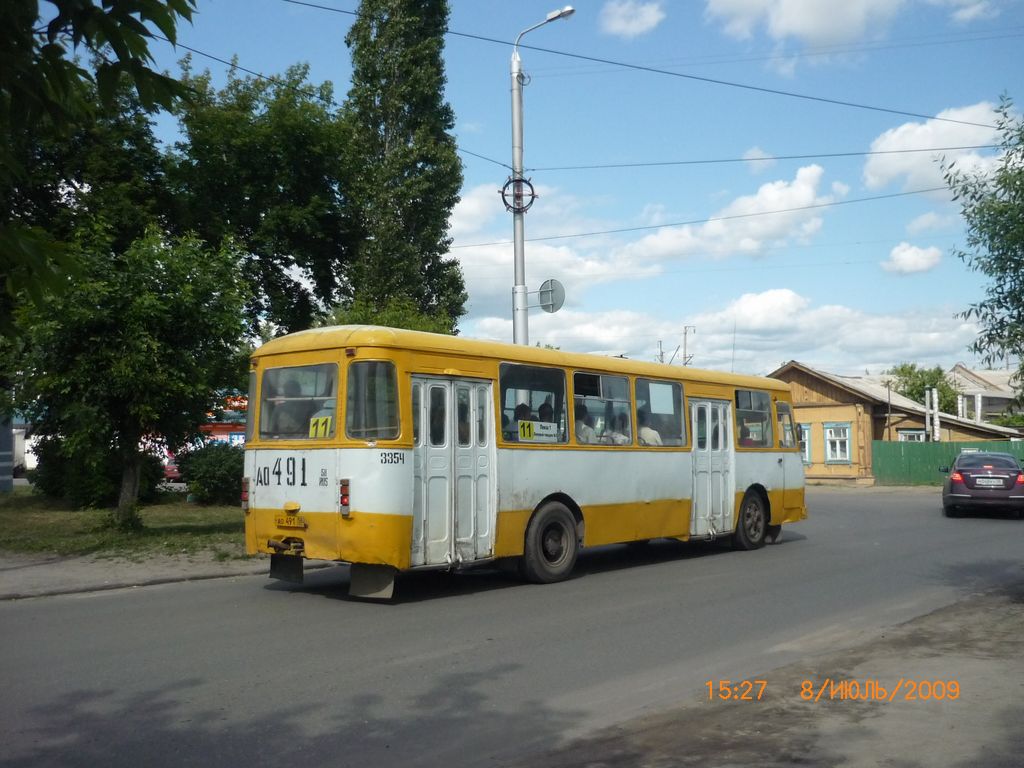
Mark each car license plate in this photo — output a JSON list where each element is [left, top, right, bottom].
[[975, 477, 1003, 487], [275, 515, 308, 529]]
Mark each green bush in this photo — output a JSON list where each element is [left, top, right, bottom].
[[178, 441, 244, 505], [29, 437, 164, 508]]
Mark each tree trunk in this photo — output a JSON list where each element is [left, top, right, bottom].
[[114, 453, 142, 530]]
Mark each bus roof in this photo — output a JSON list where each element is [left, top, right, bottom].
[[253, 325, 791, 392]]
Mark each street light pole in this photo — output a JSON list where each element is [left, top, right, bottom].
[[510, 6, 574, 346]]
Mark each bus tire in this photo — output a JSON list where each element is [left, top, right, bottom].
[[521, 502, 579, 583], [733, 491, 767, 551]]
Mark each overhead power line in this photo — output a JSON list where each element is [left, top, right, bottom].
[[452, 186, 948, 249], [529, 145, 1000, 172], [280, 0, 996, 130]]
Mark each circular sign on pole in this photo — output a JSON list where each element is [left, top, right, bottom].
[[538, 278, 565, 313], [501, 177, 537, 214]]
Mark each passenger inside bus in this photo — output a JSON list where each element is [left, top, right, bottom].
[[603, 412, 632, 445], [538, 402, 554, 422], [637, 410, 663, 446], [574, 401, 597, 444]]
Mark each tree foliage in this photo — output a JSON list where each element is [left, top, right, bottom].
[[342, 0, 466, 331], [13, 227, 248, 527], [945, 97, 1024, 402], [169, 61, 351, 333], [885, 363, 959, 414], [1, 0, 196, 334], [320, 295, 454, 334]]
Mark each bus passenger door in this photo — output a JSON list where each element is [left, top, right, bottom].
[[690, 399, 734, 538], [411, 377, 496, 568]]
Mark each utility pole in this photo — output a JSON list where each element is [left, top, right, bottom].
[[681, 325, 696, 366]]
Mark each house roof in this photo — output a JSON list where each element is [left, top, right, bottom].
[[770, 360, 1021, 439], [947, 363, 1019, 397]]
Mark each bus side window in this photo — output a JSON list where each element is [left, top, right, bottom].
[[573, 372, 631, 445], [498, 363, 567, 444], [777, 401, 797, 448], [735, 389, 773, 448], [635, 379, 684, 446]]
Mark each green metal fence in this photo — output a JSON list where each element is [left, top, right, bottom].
[[872, 440, 1024, 486]]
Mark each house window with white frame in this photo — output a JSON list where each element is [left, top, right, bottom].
[[799, 423, 811, 464], [824, 422, 851, 464], [897, 429, 925, 442]]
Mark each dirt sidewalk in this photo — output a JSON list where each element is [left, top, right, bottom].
[[0, 551, 269, 600], [532, 582, 1024, 768]]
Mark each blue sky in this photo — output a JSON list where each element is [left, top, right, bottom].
[[149, 0, 1023, 376]]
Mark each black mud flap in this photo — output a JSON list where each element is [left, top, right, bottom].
[[349, 564, 397, 600], [270, 554, 304, 583]]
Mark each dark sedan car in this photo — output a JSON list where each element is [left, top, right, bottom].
[[941, 451, 1024, 518]]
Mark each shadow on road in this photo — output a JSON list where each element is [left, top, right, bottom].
[[3, 664, 585, 768], [261, 531, 807, 605]]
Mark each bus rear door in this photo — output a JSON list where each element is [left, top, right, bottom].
[[411, 377, 497, 568]]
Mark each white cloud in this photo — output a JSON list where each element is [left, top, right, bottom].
[[600, 1, 666, 39], [743, 146, 777, 174], [881, 242, 942, 273], [614, 164, 839, 263], [450, 184, 504, 239], [450, 183, 663, 320], [705, 0, 905, 46], [862, 102, 1001, 191], [461, 288, 979, 376], [928, 0, 999, 23], [906, 211, 954, 234]]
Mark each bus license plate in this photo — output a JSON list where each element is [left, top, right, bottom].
[[275, 515, 308, 529]]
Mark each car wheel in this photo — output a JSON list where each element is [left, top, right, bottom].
[[943, 504, 960, 518], [733, 491, 767, 550], [521, 502, 579, 584]]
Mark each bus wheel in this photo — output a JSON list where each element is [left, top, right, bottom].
[[521, 502, 579, 583], [733, 491, 767, 550]]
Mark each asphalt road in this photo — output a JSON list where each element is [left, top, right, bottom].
[[2, 487, 1023, 768]]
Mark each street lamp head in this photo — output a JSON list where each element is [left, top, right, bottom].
[[546, 5, 575, 22]]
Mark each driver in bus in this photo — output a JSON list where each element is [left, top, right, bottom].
[[271, 379, 309, 436]]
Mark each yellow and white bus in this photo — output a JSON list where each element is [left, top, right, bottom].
[[243, 326, 807, 598]]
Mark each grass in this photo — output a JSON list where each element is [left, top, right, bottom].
[[0, 486, 246, 560]]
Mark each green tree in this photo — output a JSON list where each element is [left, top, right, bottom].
[[342, 0, 466, 331], [169, 61, 351, 333], [945, 97, 1024, 403], [320, 295, 454, 334], [1, 0, 196, 334], [12, 227, 248, 528], [885, 363, 959, 414]]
